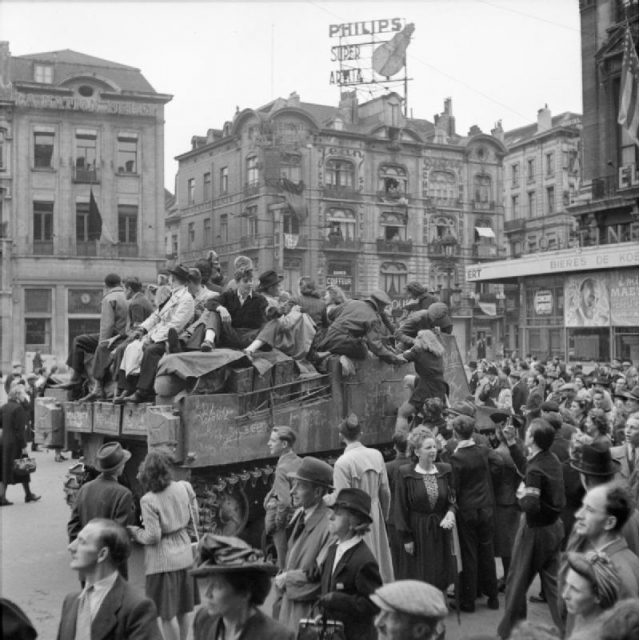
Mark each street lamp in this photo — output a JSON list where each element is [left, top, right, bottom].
[[440, 231, 458, 307]]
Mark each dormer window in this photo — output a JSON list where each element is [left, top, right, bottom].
[[34, 64, 53, 84]]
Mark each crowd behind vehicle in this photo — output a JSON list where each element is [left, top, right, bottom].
[[3, 257, 639, 639]]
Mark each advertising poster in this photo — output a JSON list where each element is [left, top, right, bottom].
[[564, 273, 610, 327], [610, 270, 639, 326]]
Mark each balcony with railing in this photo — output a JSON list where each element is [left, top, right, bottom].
[[73, 166, 100, 184], [321, 184, 361, 200], [472, 243, 499, 259], [504, 217, 527, 233], [376, 238, 413, 255], [427, 241, 461, 259], [321, 237, 362, 252], [472, 200, 495, 211]]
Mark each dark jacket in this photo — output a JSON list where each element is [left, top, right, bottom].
[[193, 607, 294, 640], [1, 399, 28, 485], [318, 540, 382, 640], [68, 475, 134, 542], [512, 380, 529, 416], [395, 309, 437, 347], [450, 443, 503, 511], [403, 344, 447, 404], [294, 293, 326, 327], [127, 292, 155, 330], [56, 574, 160, 640], [207, 289, 267, 330], [318, 299, 399, 364], [510, 446, 565, 527]]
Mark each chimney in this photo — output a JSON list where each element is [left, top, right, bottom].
[[0, 41, 11, 91], [288, 91, 300, 107], [537, 104, 552, 133], [433, 97, 456, 138], [339, 90, 358, 124], [491, 120, 504, 142]]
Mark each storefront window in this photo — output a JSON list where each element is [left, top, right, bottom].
[[568, 328, 610, 362]]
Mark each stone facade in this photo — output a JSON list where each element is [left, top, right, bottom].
[[170, 92, 507, 357], [0, 42, 171, 372]]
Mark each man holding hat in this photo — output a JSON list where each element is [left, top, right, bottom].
[[316, 290, 403, 365], [68, 442, 134, 578], [331, 413, 394, 584], [116, 265, 195, 403], [370, 579, 448, 640], [264, 427, 302, 570], [275, 456, 333, 631]]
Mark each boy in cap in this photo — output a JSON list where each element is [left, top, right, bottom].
[[370, 580, 448, 640]]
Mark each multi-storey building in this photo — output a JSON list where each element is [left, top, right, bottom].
[[0, 43, 171, 371], [466, 0, 639, 363], [172, 92, 507, 357]]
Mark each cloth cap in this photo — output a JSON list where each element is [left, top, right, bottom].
[[427, 302, 452, 328], [190, 534, 277, 577], [370, 580, 448, 618], [288, 456, 333, 489], [368, 290, 392, 307], [330, 488, 373, 523], [95, 442, 131, 473], [405, 281, 427, 297], [541, 400, 560, 412], [446, 400, 476, 418]]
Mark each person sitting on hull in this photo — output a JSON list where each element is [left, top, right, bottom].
[[195, 263, 267, 352], [315, 290, 404, 365], [395, 301, 453, 349]]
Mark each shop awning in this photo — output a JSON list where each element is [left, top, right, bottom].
[[475, 226, 495, 238]]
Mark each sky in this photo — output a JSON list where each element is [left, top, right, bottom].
[[0, 0, 582, 189]]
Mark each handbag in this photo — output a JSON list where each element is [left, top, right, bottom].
[[13, 456, 37, 474], [296, 603, 346, 640]]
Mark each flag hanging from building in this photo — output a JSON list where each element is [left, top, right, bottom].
[[618, 26, 639, 145], [87, 189, 102, 241]]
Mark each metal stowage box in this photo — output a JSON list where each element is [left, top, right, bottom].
[[93, 402, 122, 436], [34, 397, 65, 447], [146, 405, 183, 462], [63, 402, 94, 433], [121, 402, 152, 436]]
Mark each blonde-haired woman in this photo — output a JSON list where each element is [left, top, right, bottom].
[[394, 426, 456, 587], [395, 329, 447, 433]]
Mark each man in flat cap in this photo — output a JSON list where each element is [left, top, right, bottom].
[[315, 290, 403, 365], [370, 579, 448, 640], [264, 427, 302, 570], [275, 457, 333, 631]]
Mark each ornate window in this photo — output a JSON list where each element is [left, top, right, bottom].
[[473, 173, 492, 203], [428, 171, 456, 201], [432, 215, 456, 241], [326, 208, 356, 241], [325, 159, 354, 188], [280, 152, 301, 183], [378, 165, 407, 194], [380, 211, 407, 241], [380, 262, 408, 297]]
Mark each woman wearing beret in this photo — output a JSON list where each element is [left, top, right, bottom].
[[395, 426, 456, 591], [191, 534, 294, 640], [315, 488, 383, 640]]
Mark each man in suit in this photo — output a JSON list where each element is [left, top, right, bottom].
[[612, 413, 639, 480], [58, 274, 128, 395], [264, 427, 302, 570], [275, 457, 333, 631], [57, 518, 160, 640], [68, 443, 134, 578], [115, 265, 194, 403]]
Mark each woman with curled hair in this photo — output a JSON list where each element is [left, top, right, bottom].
[[128, 450, 199, 640], [323, 284, 348, 323], [394, 426, 456, 590], [562, 551, 620, 640], [584, 408, 612, 448], [395, 329, 447, 434]]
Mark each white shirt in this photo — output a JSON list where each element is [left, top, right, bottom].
[[332, 536, 362, 574], [82, 570, 119, 619]]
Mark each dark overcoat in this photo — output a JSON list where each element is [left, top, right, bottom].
[[1, 400, 28, 485]]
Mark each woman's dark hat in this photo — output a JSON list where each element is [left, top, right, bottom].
[[288, 456, 334, 489], [330, 488, 373, 523], [95, 442, 131, 473], [168, 264, 190, 282], [570, 443, 621, 477], [190, 534, 278, 577], [615, 385, 639, 402], [258, 269, 284, 292]]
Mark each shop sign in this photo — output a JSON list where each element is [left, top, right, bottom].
[[16, 93, 155, 116], [610, 271, 639, 326], [326, 263, 352, 293], [534, 290, 553, 315]]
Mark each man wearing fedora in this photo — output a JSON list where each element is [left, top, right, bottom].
[[57, 518, 160, 640], [274, 456, 333, 631], [57, 274, 128, 396], [263, 427, 302, 570], [616, 384, 639, 419], [612, 412, 639, 480], [68, 442, 134, 579], [116, 265, 194, 403], [331, 413, 394, 584], [197, 263, 267, 351], [316, 290, 403, 365]]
